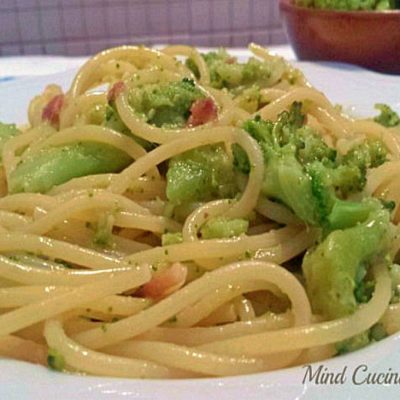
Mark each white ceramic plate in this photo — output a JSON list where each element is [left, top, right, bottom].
[[1, 52, 400, 400]]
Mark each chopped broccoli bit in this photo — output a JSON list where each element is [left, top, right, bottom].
[[374, 104, 400, 128], [166, 145, 237, 204], [307, 162, 366, 228], [200, 217, 249, 239], [9, 142, 132, 193], [47, 348, 65, 371], [381, 199, 396, 212], [389, 263, 400, 303], [161, 232, 183, 246], [104, 104, 128, 133], [327, 199, 378, 230], [295, 0, 392, 10], [235, 85, 262, 113], [235, 103, 387, 230], [369, 322, 388, 341], [342, 139, 388, 175], [336, 332, 370, 355], [302, 200, 392, 320], [0, 122, 20, 162], [336, 323, 388, 355], [354, 271, 375, 303], [187, 49, 273, 91], [129, 78, 204, 128], [104, 104, 155, 151], [93, 213, 114, 248]]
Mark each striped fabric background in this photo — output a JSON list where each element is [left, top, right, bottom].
[[0, 0, 286, 56]]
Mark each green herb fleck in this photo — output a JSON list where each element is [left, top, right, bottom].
[[47, 348, 65, 372], [168, 315, 178, 323]]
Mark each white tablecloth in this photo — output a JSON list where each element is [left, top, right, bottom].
[[0, 46, 295, 82]]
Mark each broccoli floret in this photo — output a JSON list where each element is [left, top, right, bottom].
[[374, 103, 400, 128], [129, 78, 204, 128], [103, 105, 155, 151], [161, 232, 183, 246], [261, 143, 321, 226], [0, 122, 20, 163], [306, 162, 369, 228], [241, 106, 334, 226], [295, 0, 392, 10], [186, 49, 272, 91], [240, 102, 336, 168], [200, 217, 249, 239], [302, 199, 392, 320], [336, 332, 370, 355], [342, 139, 388, 170], [235, 85, 262, 113], [305, 139, 387, 229], [166, 145, 238, 205], [236, 103, 388, 230], [326, 198, 378, 231], [354, 267, 375, 304], [242, 58, 272, 87], [336, 322, 388, 355]]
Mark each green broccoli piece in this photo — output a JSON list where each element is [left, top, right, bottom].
[[236, 103, 387, 230], [369, 322, 388, 341], [241, 106, 333, 226], [129, 78, 204, 128], [336, 322, 388, 355], [161, 232, 183, 246], [92, 212, 114, 248], [294, 0, 314, 6], [166, 145, 237, 204], [306, 139, 387, 229], [103, 104, 155, 151], [238, 102, 336, 170], [260, 143, 321, 226], [306, 162, 372, 229], [295, 0, 392, 10], [104, 104, 128, 134], [187, 49, 272, 91], [336, 332, 370, 355], [47, 348, 65, 371], [235, 85, 262, 113], [8, 142, 132, 193], [342, 139, 388, 170], [326, 198, 378, 231], [374, 104, 400, 128], [0, 122, 20, 163], [200, 217, 249, 239], [104, 79, 203, 148], [389, 263, 400, 303], [307, 138, 387, 229], [302, 199, 392, 320]]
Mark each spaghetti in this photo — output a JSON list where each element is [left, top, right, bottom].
[[0, 44, 399, 379]]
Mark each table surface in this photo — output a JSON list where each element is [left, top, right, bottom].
[[0, 45, 295, 82]]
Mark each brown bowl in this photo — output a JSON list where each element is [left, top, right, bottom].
[[280, 0, 400, 74]]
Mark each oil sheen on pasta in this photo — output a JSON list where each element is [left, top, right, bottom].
[[0, 44, 400, 379]]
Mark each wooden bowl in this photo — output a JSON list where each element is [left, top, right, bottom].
[[280, 0, 400, 74]]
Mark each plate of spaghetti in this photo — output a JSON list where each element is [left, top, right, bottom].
[[0, 44, 400, 399]]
